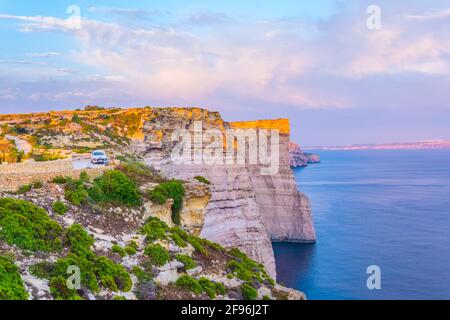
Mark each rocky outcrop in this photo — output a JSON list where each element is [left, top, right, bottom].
[[289, 141, 320, 167], [129, 108, 316, 279], [289, 141, 308, 167], [142, 180, 211, 236], [0, 107, 316, 282]]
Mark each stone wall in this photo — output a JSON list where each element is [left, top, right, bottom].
[[0, 160, 112, 192]]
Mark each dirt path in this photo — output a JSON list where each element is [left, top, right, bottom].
[[5, 135, 32, 154]]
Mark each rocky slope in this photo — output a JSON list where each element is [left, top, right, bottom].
[[0, 107, 316, 280], [0, 166, 305, 300], [289, 141, 321, 167]]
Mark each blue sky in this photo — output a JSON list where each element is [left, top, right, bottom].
[[1, 0, 450, 146]]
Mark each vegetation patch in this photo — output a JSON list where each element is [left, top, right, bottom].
[[0, 198, 63, 252], [144, 244, 170, 266], [227, 248, 274, 287], [194, 176, 211, 185], [88, 170, 142, 206], [112, 244, 127, 257], [0, 256, 28, 300], [175, 275, 203, 295], [39, 224, 132, 298], [241, 282, 258, 300], [148, 180, 185, 225], [175, 254, 196, 270], [141, 217, 169, 242], [175, 275, 225, 299], [116, 159, 164, 185], [52, 201, 68, 215]]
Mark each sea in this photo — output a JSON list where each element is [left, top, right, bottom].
[[273, 149, 450, 300]]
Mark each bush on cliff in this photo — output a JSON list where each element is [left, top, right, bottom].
[[227, 248, 275, 287], [148, 180, 185, 225], [0, 198, 63, 252], [241, 282, 258, 300], [41, 224, 132, 297], [52, 201, 68, 215], [175, 254, 196, 270], [175, 275, 203, 295], [140, 217, 169, 241], [144, 244, 170, 266], [64, 177, 89, 206], [89, 170, 142, 206], [116, 159, 164, 185], [0, 256, 28, 300], [194, 176, 211, 185]]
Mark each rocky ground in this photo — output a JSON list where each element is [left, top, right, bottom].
[[0, 162, 305, 301]]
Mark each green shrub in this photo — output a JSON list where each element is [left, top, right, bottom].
[[144, 244, 170, 266], [72, 114, 82, 124], [79, 171, 89, 182], [198, 277, 224, 299], [64, 224, 94, 258], [175, 275, 202, 295], [52, 201, 68, 215], [114, 295, 126, 300], [49, 276, 83, 300], [112, 244, 126, 257], [116, 160, 164, 185], [29, 261, 54, 279], [49, 225, 132, 296], [64, 178, 89, 206], [188, 236, 208, 256], [16, 184, 32, 194], [51, 176, 68, 184], [176, 254, 196, 270], [0, 198, 63, 252], [0, 256, 28, 300], [89, 170, 142, 206], [227, 248, 273, 285], [215, 282, 226, 296], [140, 217, 169, 242], [131, 266, 152, 282], [95, 256, 132, 292], [241, 282, 258, 300], [148, 188, 167, 205], [124, 245, 137, 256], [32, 180, 43, 189], [128, 240, 139, 250], [148, 180, 184, 224], [170, 232, 187, 248], [194, 176, 211, 185]]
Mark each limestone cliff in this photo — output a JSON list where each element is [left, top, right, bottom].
[[0, 107, 316, 281], [129, 108, 316, 278], [289, 141, 321, 167]]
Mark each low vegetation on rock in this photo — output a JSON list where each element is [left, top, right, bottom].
[[0, 256, 28, 300], [0, 198, 63, 252], [148, 180, 185, 225]]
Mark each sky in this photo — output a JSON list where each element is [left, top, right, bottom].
[[1, 0, 450, 146]]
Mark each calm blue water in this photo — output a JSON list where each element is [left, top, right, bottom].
[[273, 150, 450, 300]]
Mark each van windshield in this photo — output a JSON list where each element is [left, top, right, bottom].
[[93, 151, 105, 156]]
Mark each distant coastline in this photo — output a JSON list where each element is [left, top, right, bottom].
[[303, 140, 450, 151]]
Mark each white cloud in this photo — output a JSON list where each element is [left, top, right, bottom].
[[1, 4, 450, 110]]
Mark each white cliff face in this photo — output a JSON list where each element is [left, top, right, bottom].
[[131, 108, 316, 280], [289, 141, 308, 167], [253, 136, 316, 242]]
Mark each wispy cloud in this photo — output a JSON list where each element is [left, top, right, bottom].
[[27, 52, 60, 58], [405, 8, 450, 21], [1, 2, 450, 112]]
